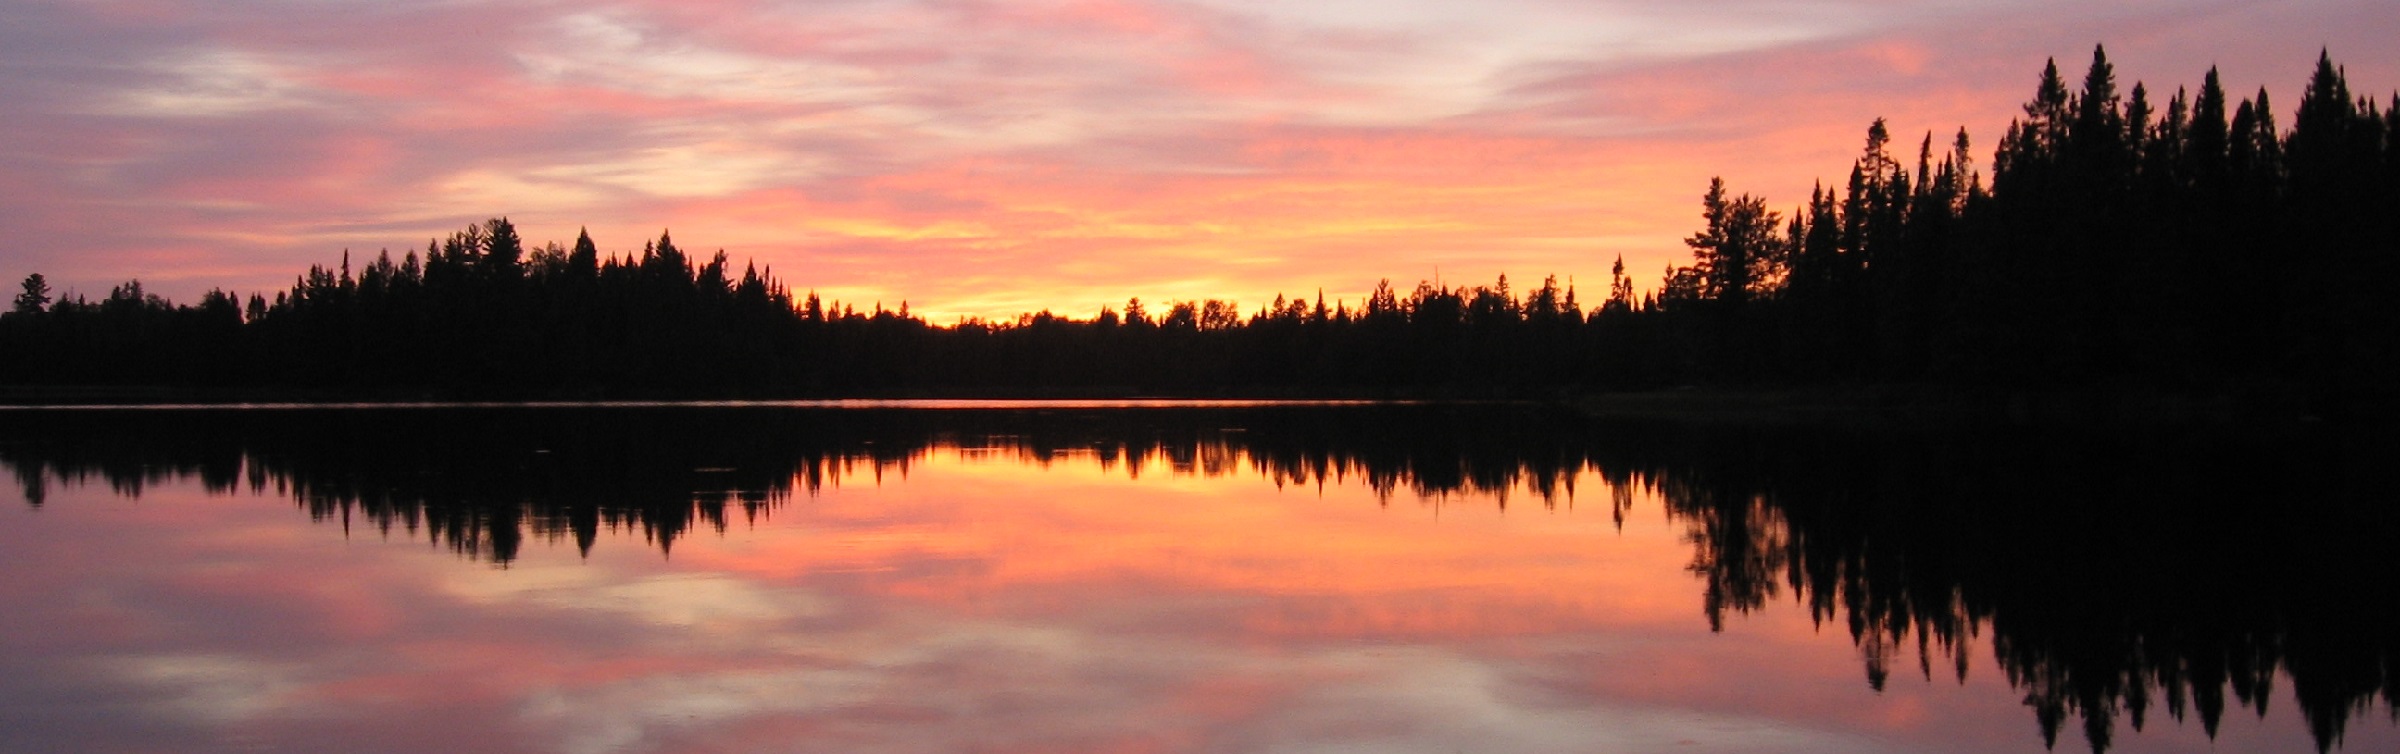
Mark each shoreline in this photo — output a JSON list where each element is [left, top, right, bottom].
[[0, 382, 2345, 427], [1566, 384, 2333, 428]]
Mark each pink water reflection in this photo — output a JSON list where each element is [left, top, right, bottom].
[[0, 448, 2381, 754]]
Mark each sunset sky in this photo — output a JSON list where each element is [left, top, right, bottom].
[[4, 0, 2393, 321]]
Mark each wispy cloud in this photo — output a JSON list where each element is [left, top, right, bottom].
[[0, 0, 2390, 316]]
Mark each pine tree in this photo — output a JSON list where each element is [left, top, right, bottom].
[[2072, 45, 2127, 169], [2189, 68, 2231, 186], [568, 228, 600, 280], [482, 217, 524, 280], [11, 274, 49, 315], [2028, 58, 2074, 152], [1685, 178, 1783, 307]]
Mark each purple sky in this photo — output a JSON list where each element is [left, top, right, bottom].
[[3, 0, 2393, 319]]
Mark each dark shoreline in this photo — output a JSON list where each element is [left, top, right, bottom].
[[0, 382, 2354, 429], [1567, 383, 2343, 428]]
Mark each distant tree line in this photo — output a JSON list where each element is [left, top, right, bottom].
[[5, 48, 2394, 408]]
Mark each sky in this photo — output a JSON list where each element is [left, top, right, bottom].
[[3, 0, 2395, 322]]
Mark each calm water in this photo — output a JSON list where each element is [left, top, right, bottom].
[[0, 403, 2392, 754]]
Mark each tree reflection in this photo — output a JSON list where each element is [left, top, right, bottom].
[[1616, 421, 2399, 754], [1, 406, 2392, 752]]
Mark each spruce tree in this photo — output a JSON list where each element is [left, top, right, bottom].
[[12, 274, 49, 315]]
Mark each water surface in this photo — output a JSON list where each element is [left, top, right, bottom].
[[1, 404, 2391, 753]]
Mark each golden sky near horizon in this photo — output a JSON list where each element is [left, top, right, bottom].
[[2, 0, 2395, 321]]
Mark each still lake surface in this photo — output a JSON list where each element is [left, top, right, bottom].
[[0, 402, 2392, 754]]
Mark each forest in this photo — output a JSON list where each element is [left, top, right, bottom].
[[5, 48, 2395, 412]]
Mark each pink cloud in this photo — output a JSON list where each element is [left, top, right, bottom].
[[1, 0, 2392, 318]]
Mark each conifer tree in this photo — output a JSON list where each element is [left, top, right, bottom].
[[568, 228, 600, 280], [11, 274, 49, 315]]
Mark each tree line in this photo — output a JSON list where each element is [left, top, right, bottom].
[[1646, 47, 2398, 410], [5, 48, 2395, 408]]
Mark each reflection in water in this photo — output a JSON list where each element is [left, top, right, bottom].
[[1, 405, 2394, 753], [1613, 422, 2400, 754], [3, 406, 1607, 563]]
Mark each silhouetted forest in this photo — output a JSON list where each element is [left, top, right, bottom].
[[2, 404, 2391, 753], [4, 48, 2396, 412]]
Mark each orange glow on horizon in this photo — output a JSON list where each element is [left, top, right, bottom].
[[3, 1, 2391, 323]]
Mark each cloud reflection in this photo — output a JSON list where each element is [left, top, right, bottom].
[[2, 406, 2397, 753]]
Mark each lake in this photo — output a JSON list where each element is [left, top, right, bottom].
[[1, 402, 2392, 753]]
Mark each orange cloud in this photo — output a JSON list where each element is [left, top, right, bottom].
[[3, 0, 2391, 323]]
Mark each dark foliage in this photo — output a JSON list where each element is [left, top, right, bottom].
[[4, 49, 2394, 411]]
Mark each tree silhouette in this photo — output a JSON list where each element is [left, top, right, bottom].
[[11, 274, 48, 315], [0, 47, 2393, 414]]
